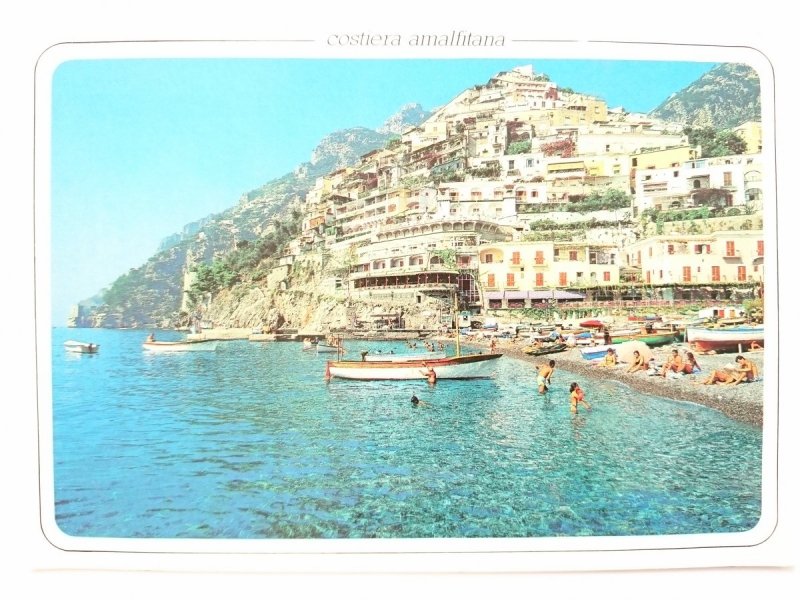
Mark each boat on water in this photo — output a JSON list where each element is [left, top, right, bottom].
[[685, 326, 764, 353], [142, 340, 220, 353], [316, 343, 344, 354], [362, 350, 447, 362], [325, 352, 503, 380], [64, 340, 99, 354]]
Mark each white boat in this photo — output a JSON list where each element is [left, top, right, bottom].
[[579, 344, 614, 361], [316, 343, 344, 354], [325, 353, 502, 380], [64, 340, 99, 354], [142, 340, 219, 353], [362, 351, 446, 362], [685, 326, 764, 353]]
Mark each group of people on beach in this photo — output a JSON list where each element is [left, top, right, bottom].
[[595, 345, 758, 386]]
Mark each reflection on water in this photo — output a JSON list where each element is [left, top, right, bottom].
[[49, 328, 762, 539]]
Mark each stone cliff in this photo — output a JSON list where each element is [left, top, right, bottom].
[[199, 252, 447, 334]]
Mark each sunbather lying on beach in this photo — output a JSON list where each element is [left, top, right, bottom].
[[696, 369, 736, 385]]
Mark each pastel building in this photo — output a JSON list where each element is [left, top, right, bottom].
[[347, 218, 513, 311], [624, 230, 765, 285], [479, 241, 621, 308], [633, 154, 764, 214]]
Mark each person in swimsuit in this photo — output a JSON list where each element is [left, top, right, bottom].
[[537, 359, 556, 393], [594, 347, 617, 368], [626, 350, 648, 373], [681, 351, 701, 375], [659, 349, 683, 377], [569, 382, 591, 414], [696, 369, 736, 385], [421, 363, 437, 385], [728, 355, 758, 385]]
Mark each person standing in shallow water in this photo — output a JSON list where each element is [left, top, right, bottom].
[[569, 382, 592, 414], [536, 359, 555, 393], [420, 363, 437, 385]]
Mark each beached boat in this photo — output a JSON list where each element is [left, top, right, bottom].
[[579, 344, 614, 361], [609, 331, 679, 346], [325, 353, 502, 380], [362, 350, 447, 362], [523, 343, 568, 356], [142, 340, 220, 353], [685, 326, 764, 353], [64, 340, 99, 354]]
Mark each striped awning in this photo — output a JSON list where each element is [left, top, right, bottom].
[[504, 291, 528, 300], [529, 290, 586, 300], [484, 292, 503, 300]]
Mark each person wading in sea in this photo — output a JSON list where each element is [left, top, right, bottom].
[[569, 382, 592, 414], [421, 363, 437, 385], [536, 359, 555, 394]]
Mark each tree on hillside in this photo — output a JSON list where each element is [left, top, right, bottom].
[[684, 126, 747, 157]]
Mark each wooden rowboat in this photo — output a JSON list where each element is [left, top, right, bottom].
[[325, 353, 502, 380], [685, 326, 764, 353], [142, 340, 219, 353]]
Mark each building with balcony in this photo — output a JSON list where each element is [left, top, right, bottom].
[[632, 153, 763, 214], [347, 218, 512, 309], [624, 230, 764, 286], [478, 240, 620, 309]]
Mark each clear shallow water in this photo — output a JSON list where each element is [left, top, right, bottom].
[[50, 328, 762, 539]]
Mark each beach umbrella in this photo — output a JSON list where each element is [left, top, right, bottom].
[[615, 340, 653, 364]]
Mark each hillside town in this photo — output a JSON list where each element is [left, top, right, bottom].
[[207, 65, 763, 332]]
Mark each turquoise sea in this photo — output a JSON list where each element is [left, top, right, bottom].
[[49, 328, 762, 539]]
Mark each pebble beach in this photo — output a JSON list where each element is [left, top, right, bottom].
[[484, 336, 765, 427]]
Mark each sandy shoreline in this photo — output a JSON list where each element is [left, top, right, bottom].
[[479, 337, 764, 428]]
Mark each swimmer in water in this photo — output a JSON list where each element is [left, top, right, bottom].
[[569, 382, 592, 414], [411, 394, 428, 407]]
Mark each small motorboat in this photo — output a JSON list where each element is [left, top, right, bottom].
[[64, 340, 100, 354]]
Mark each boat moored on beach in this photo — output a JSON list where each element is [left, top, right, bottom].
[[685, 326, 764, 353], [523, 343, 568, 356], [579, 344, 615, 361], [609, 330, 679, 346]]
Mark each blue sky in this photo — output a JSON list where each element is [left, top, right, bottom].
[[49, 57, 718, 324]]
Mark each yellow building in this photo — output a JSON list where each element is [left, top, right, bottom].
[[732, 121, 762, 154], [478, 241, 621, 308]]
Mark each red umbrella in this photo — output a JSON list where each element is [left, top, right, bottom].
[[579, 319, 606, 329]]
